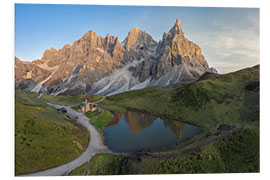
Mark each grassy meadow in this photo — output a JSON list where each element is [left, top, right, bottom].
[[88, 65, 260, 174], [40, 93, 103, 106], [15, 90, 90, 175], [89, 110, 114, 143]]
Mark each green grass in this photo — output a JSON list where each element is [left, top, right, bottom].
[[69, 162, 89, 176], [88, 126, 259, 175], [88, 153, 127, 175], [85, 110, 101, 119], [94, 65, 259, 174], [89, 110, 114, 143], [100, 65, 259, 133], [217, 125, 259, 172], [15, 90, 90, 175], [40, 93, 103, 106], [71, 105, 81, 111], [89, 110, 114, 132]]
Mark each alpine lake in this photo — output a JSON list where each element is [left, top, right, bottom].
[[104, 111, 201, 152]]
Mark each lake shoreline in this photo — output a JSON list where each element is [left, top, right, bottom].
[[104, 110, 201, 153]]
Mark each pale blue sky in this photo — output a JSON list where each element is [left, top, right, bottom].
[[15, 4, 259, 73]]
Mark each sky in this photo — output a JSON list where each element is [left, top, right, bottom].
[[15, 4, 259, 73]]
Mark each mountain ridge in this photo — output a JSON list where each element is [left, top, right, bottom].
[[15, 18, 212, 95]]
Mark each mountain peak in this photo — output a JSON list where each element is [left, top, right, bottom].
[[169, 18, 183, 36], [176, 18, 181, 26], [16, 17, 209, 96], [129, 27, 145, 36], [123, 27, 155, 50], [41, 47, 58, 60]]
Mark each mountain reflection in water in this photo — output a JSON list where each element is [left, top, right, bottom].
[[105, 111, 200, 152], [125, 111, 156, 134]]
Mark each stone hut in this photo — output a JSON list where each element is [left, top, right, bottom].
[[78, 99, 98, 113]]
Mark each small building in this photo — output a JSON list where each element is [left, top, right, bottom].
[[78, 99, 98, 113]]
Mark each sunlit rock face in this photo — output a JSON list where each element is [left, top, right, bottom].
[[15, 18, 210, 95], [91, 18, 209, 96]]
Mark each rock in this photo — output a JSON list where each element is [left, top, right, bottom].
[[123, 27, 156, 51], [128, 66, 136, 72], [153, 18, 209, 80], [133, 61, 144, 77], [15, 18, 210, 96]]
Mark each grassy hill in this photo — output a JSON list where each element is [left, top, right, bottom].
[[100, 65, 259, 132], [15, 90, 90, 175], [91, 65, 259, 174], [40, 93, 103, 106]]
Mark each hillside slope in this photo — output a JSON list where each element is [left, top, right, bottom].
[[15, 91, 90, 175], [90, 65, 259, 174], [100, 65, 259, 132]]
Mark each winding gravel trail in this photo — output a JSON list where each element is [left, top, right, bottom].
[[19, 98, 112, 176]]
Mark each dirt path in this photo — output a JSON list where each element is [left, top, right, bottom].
[[20, 102, 112, 176]]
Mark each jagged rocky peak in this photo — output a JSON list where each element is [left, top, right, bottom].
[[91, 18, 211, 96], [123, 27, 157, 50], [169, 18, 184, 37], [104, 34, 123, 59], [121, 27, 158, 64], [41, 47, 58, 61], [132, 18, 207, 82], [155, 18, 209, 79], [16, 18, 211, 96]]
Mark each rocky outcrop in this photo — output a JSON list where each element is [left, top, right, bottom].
[[15, 18, 210, 95], [155, 18, 208, 79], [15, 57, 51, 91], [122, 27, 157, 64], [127, 18, 208, 86], [16, 30, 125, 95]]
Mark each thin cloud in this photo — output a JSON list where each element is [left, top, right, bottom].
[[190, 24, 259, 73]]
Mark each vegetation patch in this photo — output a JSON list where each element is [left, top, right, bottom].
[[89, 110, 114, 132], [88, 126, 259, 175], [100, 66, 259, 133], [40, 94, 103, 105], [172, 84, 210, 110], [216, 126, 259, 172], [95, 65, 259, 174], [88, 153, 127, 175], [69, 162, 89, 176], [89, 109, 114, 143], [71, 105, 81, 111], [85, 110, 101, 119], [15, 91, 90, 175]]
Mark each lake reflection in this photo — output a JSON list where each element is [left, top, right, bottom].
[[104, 111, 200, 152]]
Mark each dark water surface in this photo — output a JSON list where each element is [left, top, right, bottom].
[[104, 111, 200, 152]]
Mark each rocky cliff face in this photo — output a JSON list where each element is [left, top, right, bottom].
[[15, 18, 211, 95], [91, 18, 210, 95], [130, 18, 208, 84], [16, 30, 124, 95]]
